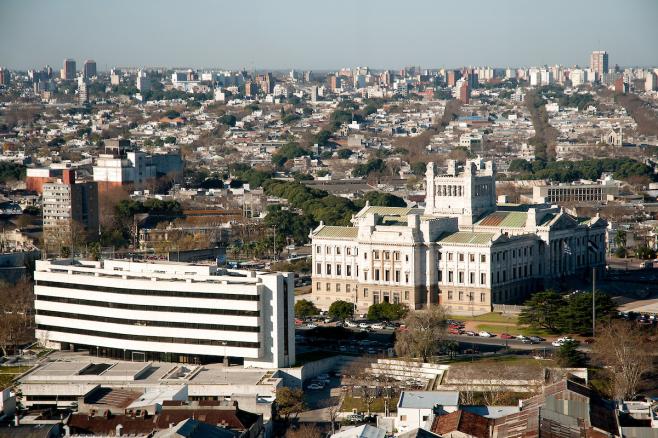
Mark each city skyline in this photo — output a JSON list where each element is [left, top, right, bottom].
[[1, 0, 657, 70]]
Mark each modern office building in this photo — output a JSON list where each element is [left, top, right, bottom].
[[92, 140, 182, 193], [61, 58, 76, 81], [590, 51, 609, 81], [310, 159, 607, 315], [42, 169, 99, 244], [34, 259, 295, 368], [77, 76, 89, 105], [83, 59, 96, 79], [532, 180, 620, 204], [0, 67, 10, 86]]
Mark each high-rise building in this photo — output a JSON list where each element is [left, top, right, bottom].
[[77, 77, 89, 105], [645, 72, 657, 92], [110, 68, 121, 85], [61, 58, 76, 80], [570, 69, 585, 87], [0, 67, 10, 86], [457, 80, 470, 104], [590, 51, 609, 82], [447, 70, 461, 87], [34, 258, 295, 368], [83, 59, 96, 79], [42, 169, 99, 247], [136, 69, 151, 93]]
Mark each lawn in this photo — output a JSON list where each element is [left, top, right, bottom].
[[448, 312, 518, 324], [340, 396, 397, 413], [0, 366, 31, 389], [475, 323, 553, 337]]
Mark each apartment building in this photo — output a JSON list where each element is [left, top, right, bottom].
[[532, 180, 620, 204], [310, 159, 607, 315], [42, 169, 99, 245], [34, 259, 295, 368]]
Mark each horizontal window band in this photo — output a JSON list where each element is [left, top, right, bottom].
[[35, 309, 259, 333], [36, 280, 259, 301], [36, 324, 260, 349], [35, 294, 260, 317]]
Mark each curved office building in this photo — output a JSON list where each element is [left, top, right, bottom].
[[34, 259, 294, 368]]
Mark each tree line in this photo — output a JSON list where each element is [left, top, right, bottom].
[[507, 157, 656, 182]]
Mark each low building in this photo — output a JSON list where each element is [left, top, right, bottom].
[[532, 180, 620, 204], [34, 259, 295, 368], [396, 391, 460, 433]]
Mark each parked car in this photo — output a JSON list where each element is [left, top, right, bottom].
[[358, 322, 370, 329], [307, 383, 324, 390], [529, 336, 545, 343], [478, 331, 495, 338], [345, 320, 358, 328], [522, 338, 538, 344], [371, 322, 385, 330], [465, 331, 477, 336], [324, 317, 334, 323], [347, 414, 365, 423], [500, 333, 514, 339], [448, 328, 462, 335], [305, 323, 317, 329]]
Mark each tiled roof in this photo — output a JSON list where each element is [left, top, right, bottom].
[[314, 226, 358, 239], [357, 206, 423, 217], [476, 211, 527, 228], [438, 231, 496, 245]]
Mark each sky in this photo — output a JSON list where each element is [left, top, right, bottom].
[[1, 0, 657, 71]]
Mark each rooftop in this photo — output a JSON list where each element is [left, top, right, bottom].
[[314, 226, 358, 239], [437, 231, 496, 245], [397, 391, 459, 409]]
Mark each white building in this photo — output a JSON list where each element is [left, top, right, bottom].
[[310, 159, 607, 315], [570, 69, 585, 87], [396, 391, 459, 433], [646, 72, 657, 92], [34, 259, 295, 368]]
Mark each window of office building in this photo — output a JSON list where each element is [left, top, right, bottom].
[[459, 291, 463, 301], [364, 288, 368, 297], [374, 250, 380, 260], [470, 254, 475, 262], [448, 291, 453, 300], [336, 247, 341, 255], [375, 269, 380, 281], [480, 293, 485, 302], [404, 290, 409, 300], [480, 273, 486, 284], [448, 252, 453, 261], [459, 253, 464, 262], [316, 282, 320, 291], [316, 263, 321, 275], [458, 271, 464, 283], [395, 270, 400, 282], [346, 284, 351, 293], [469, 272, 475, 284], [481, 254, 486, 263], [393, 292, 400, 304], [326, 283, 331, 291], [336, 265, 342, 276], [316, 246, 321, 254], [346, 265, 351, 276], [326, 264, 332, 275], [336, 283, 341, 292], [448, 271, 453, 282]]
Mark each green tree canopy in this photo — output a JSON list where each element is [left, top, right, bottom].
[[367, 302, 408, 321], [328, 300, 355, 320], [295, 299, 320, 318]]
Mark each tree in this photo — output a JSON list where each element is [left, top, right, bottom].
[[336, 149, 353, 159], [591, 321, 654, 400], [295, 299, 320, 318], [357, 191, 406, 208], [557, 292, 616, 335], [519, 290, 563, 332], [0, 279, 34, 357], [395, 305, 448, 362], [555, 340, 585, 367], [328, 300, 354, 320], [275, 387, 305, 424], [614, 230, 627, 254], [367, 302, 408, 321], [219, 114, 237, 127]]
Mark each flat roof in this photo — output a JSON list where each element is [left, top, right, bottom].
[[398, 391, 459, 409]]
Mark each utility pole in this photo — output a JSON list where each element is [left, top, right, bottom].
[[592, 267, 596, 337]]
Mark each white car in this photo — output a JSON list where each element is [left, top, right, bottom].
[[358, 322, 370, 329], [307, 383, 324, 390], [305, 323, 318, 329], [345, 320, 358, 328], [478, 331, 494, 338], [371, 323, 385, 330]]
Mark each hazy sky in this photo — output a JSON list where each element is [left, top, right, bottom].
[[1, 0, 657, 71]]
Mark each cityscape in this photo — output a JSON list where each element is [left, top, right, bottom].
[[0, 1, 658, 437]]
